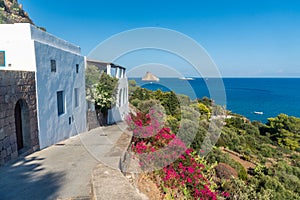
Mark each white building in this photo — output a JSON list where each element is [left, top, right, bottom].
[[86, 60, 129, 125], [0, 23, 86, 149]]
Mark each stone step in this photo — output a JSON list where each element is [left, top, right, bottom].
[[91, 163, 148, 200]]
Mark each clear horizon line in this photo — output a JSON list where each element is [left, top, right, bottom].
[[127, 76, 300, 78]]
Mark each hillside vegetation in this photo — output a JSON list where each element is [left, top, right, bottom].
[[127, 80, 300, 200], [0, 0, 33, 24]]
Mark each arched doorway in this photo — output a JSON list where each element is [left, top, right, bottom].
[[14, 99, 31, 152]]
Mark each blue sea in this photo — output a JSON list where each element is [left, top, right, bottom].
[[132, 78, 300, 123]]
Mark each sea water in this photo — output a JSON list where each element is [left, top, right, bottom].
[[132, 78, 300, 123]]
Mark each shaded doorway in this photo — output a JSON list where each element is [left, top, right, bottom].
[[14, 99, 31, 152], [15, 101, 23, 150]]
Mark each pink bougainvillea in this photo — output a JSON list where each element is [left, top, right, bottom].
[[126, 109, 228, 199]]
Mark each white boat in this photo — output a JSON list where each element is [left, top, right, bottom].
[[179, 77, 194, 80], [254, 111, 263, 115]]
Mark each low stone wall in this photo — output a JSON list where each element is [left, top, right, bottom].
[[86, 109, 100, 131], [0, 70, 39, 166]]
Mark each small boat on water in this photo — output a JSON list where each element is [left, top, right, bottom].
[[254, 111, 264, 115], [179, 77, 195, 80]]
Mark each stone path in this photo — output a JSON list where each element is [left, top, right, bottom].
[[0, 123, 145, 200]]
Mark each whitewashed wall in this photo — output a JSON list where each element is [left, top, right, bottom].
[[0, 24, 36, 71], [0, 40, 36, 71], [30, 25, 81, 54], [0, 23, 32, 40], [0, 23, 87, 149], [108, 76, 129, 124], [34, 41, 86, 149]]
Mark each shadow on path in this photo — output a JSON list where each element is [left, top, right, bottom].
[[0, 156, 65, 200]]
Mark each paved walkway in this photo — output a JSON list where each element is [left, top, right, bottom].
[[0, 123, 144, 200]]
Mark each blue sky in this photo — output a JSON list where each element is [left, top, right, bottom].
[[19, 0, 300, 77]]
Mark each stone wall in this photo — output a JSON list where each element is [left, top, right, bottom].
[[0, 70, 39, 166], [87, 109, 100, 131]]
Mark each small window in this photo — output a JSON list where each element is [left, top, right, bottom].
[[76, 64, 79, 73], [51, 60, 56, 72], [57, 91, 64, 116], [0, 51, 5, 67], [74, 88, 79, 108]]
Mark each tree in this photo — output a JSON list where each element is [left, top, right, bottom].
[[85, 65, 119, 125], [85, 65, 101, 102], [94, 72, 118, 112], [130, 87, 151, 101], [266, 114, 300, 150], [128, 79, 138, 97]]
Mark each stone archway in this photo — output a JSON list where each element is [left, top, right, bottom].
[[14, 99, 31, 152]]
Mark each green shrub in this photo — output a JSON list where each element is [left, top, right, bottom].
[[128, 79, 138, 97], [259, 144, 275, 157], [222, 177, 273, 200], [257, 175, 299, 200], [177, 94, 191, 106], [190, 102, 211, 119], [95, 73, 118, 111], [178, 119, 199, 144], [181, 106, 200, 121], [238, 166, 248, 181], [130, 98, 140, 107], [137, 99, 161, 113], [197, 96, 213, 107], [266, 114, 300, 150], [130, 87, 151, 101], [165, 115, 179, 134], [190, 126, 208, 151]]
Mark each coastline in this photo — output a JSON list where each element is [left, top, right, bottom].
[[131, 77, 300, 123]]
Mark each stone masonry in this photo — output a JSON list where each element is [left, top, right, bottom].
[[0, 70, 39, 166], [87, 109, 100, 131]]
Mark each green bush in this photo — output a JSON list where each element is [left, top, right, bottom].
[[137, 99, 161, 113], [95, 73, 118, 111], [130, 98, 141, 107], [258, 144, 275, 157], [178, 119, 199, 144], [165, 115, 179, 134], [238, 165, 248, 181], [222, 177, 273, 200], [257, 175, 300, 200], [266, 114, 300, 150], [177, 94, 191, 106], [190, 126, 208, 152], [190, 102, 211, 119], [197, 96, 213, 107], [181, 106, 200, 121], [128, 79, 138, 97], [130, 87, 151, 101]]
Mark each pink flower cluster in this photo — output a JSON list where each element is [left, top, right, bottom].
[[126, 109, 164, 139], [126, 109, 229, 199], [162, 148, 218, 199]]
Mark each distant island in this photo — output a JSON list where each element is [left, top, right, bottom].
[[142, 71, 159, 82]]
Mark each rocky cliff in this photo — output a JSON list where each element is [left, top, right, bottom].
[[0, 0, 33, 24], [142, 71, 160, 82]]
